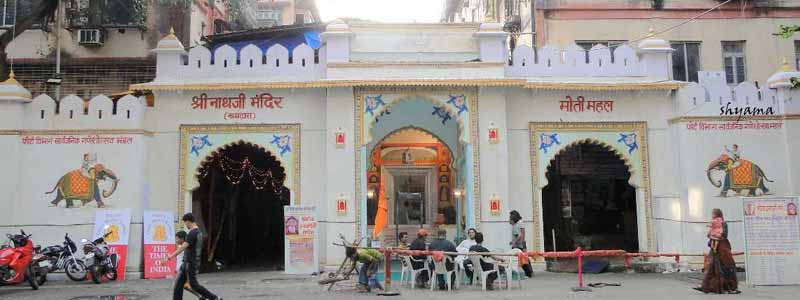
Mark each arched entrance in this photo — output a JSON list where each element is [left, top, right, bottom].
[[542, 141, 638, 252], [367, 127, 456, 246], [355, 88, 480, 242], [191, 140, 289, 271]]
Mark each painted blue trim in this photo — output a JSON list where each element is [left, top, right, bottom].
[[465, 144, 476, 230], [361, 146, 368, 240]]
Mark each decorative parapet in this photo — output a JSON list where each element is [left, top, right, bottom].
[[26, 94, 146, 130], [507, 44, 642, 78]]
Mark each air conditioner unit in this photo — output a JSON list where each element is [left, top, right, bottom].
[[78, 29, 103, 46]]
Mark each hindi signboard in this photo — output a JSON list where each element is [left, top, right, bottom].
[[93, 209, 132, 281], [284, 206, 318, 274], [143, 210, 177, 279], [742, 197, 800, 286]]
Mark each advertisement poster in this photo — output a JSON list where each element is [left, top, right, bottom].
[[742, 197, 800, 285], [93, 209, 132, 281], [284, 206, 318, 274], [143, 210, 176, 279]]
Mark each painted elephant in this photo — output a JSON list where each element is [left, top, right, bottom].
[[707, 154, 772, 197], [46, 164, 119, 208]]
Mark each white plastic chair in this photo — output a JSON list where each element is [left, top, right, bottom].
[[399, 256, 413, 287], [403, 255, 430, 288], [430, 256, 456, 291], [504, 248, 524, 289], [471, 255, 500, 291]]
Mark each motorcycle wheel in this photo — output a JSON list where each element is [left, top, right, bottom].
[[36, 273, 47, 286], [65, 260, 88, 281], [26, 265, 39, 290], [90, 266, 101, 284]]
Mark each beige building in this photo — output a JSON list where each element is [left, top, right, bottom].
[[240, 0, 320, 28], [443, 0, 800, 84]]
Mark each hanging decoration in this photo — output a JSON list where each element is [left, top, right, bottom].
[[490, 193, 501, 216], [335, 128, 346, 148], [336, 194, 347, 215], [488, 122, 499, 144], [200, 154, 282, 192]]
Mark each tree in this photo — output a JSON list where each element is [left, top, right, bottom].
[[774, 25, 800, 87], [0, 0, 58, 81]]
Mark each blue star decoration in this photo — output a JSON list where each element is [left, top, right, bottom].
[[618, 133, 638, 154], [538, 133, 560, 153], [432, 106, 452, 125], [190, 135, 212, 156], [364, 95, 387, 116], [446, 94, 468, 115], [271, 134, 292, 156]]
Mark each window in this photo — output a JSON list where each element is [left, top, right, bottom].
[[575, 40, 627, 63], [795, 40, 800, 70], [1, 0, 16, 27], [722, 41, 746, 85], [671, 42, 700, 82]]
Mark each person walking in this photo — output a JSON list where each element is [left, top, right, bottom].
[[695, 208, 740, 294], [162, 213, 222, 300], [509, 210, 533, 277]]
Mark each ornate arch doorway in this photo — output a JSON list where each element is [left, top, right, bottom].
[[191, 140, 289, 271], [530, 122, 654, 252], [542, 141, 638, 252], [355, 88, 480, 242]]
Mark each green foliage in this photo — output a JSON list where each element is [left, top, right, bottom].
[[133, 0, 149, 27], [774, 25, 800, 39]]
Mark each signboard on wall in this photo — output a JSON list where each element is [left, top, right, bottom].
[[284, 206, 318, 274], [93, 209, 132, 281], [742, 197, 800, 286], [143, 210, 176, 279]]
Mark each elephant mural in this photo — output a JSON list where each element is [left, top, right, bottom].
[[46, 164, 119, 208], [707, 154, 772, 197]]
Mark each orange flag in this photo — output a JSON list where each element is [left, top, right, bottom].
[[372, 175, 388, 240]]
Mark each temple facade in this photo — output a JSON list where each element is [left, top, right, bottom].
[[1, 21, 799, 273]]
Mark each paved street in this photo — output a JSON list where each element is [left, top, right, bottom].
[[0, 271, 797, 300]]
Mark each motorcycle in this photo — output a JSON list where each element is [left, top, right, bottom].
[[0, 230, 39, 290], [39, 233, 87, 282], [30, 246, 49, 286], [82, 230, 118, 284]]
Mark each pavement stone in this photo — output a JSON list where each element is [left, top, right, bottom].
[[0, 271, 797, 300]]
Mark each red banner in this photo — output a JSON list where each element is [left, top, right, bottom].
[[109, 245, 128, 281], [144, 244, 177, 279]]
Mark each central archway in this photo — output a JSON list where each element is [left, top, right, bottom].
[[191, 140, 289, 271], [542, 140, 638, 252]]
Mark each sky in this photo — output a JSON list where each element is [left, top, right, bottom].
[[316, 0, 446, 23]]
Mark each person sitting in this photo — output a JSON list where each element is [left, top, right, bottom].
[[409, 229, 430, 288], [428, 229, 457, 290], [346, 246, 384, 293], [397, 232, 410, 249], [457, 228, 477, 284], [469, 232, 505, 290]]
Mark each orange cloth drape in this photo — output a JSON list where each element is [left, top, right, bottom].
[[372, 175, 388, 239]]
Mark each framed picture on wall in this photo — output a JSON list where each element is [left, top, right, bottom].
[[439, 175, 448, 183], [439, 164, 448, 172], [369, 175, 378, 183]]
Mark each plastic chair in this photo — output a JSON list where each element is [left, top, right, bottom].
[[504, 249, 524, 289], [403, 255, 430, 288], [430, 256, 456, 291], [471, 255, 500, 291], [399, 256, 413, 287]]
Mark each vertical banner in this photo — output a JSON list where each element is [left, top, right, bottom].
[[93, 209, 132, 281], [143, 210, 176, 279], [743, 197, 800, 285], [284, 206, 318, 274]]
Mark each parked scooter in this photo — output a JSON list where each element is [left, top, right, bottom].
[[81, 229, 118, 284], [30, 246, 49, 286], [39, 233, 87, 282], [0, 230, 39, 290]]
